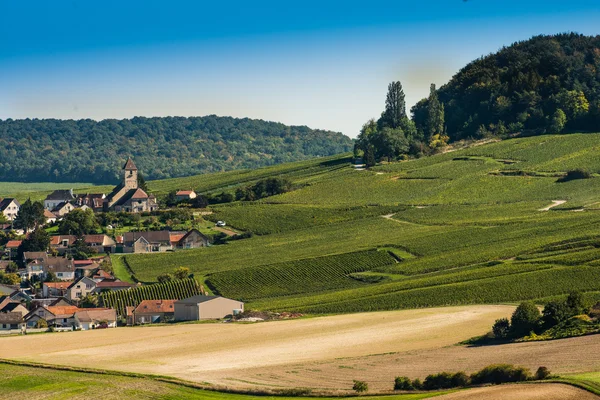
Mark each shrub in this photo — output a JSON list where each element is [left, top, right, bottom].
[[511, 301, 541, 337], [411, 378, 423, 390], [566, 291, 589, 315], [557, 169, 592, 182], [470, 364, 531, 385], [394, 376, 414, 391], [352, 380, 368, 393], [535, 366, 551, 380], [173, 267, 190, 280], [542, 300, 571, 327], [424, 372, 463, 390], [492, 318, 511, 339], [157, 273, 173, 283], [35, 319, 48, 329]]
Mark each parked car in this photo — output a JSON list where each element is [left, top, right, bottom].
[[216, 221, 226, 227]]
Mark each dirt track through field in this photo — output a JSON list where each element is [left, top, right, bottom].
[[2, 305, 600, 393]]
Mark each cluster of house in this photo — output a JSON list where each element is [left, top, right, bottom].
[[0, 272, 244, 333]]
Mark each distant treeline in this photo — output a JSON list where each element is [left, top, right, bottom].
[[0, 115, 353, 184]]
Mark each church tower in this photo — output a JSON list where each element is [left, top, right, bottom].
[[123, 158, 138, 189]]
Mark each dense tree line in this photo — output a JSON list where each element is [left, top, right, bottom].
[[413, 33, 600, 140], [359, 34, 600, 164], [0, 115, 353, 184]]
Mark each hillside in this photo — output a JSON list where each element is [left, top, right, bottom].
[[115, 133, 600, 313], [0, 115, 353, 184], [412, 33, 600, 140]]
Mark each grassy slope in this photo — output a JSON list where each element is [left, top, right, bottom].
[[118, 133, 600, 313], [0, 362, 446, 400]]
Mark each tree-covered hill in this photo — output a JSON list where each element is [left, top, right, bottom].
[[412, 33, 600, 141], [0, 115, 353, 184]]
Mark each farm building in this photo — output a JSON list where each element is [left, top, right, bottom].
[[174, 295, 243, 321], [128, 299, 176, 325], [74, 309, 117, 330], [175, 190, 197, 201]]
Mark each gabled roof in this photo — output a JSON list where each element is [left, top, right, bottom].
[[84, 234, 114, 246], [45, 257, 74, 273], [169, 233, 185, 245], [123, 158, 138, 171], [5, 240, 22, 248], [130, 189, 149, 199], [178, 229, 209, 244], [74, 308, 116, 323], [52, 202, 74, 212], [0, 198, 19, 211], [0, 312, 23, 324], [175, 295, 220, 305], [45, 189, 75, 201], [95, 280, 133, 288], [92, 269, 112, 280], [176, 190, 195, 196], [44, 209, 57, 219], [46, 305, 80, 316], [50, 235, 76, 246], [1, 302, 26, 313], [112, 188, 150, 207], [67, 276, 96, 290], [134, 299, 176, 314], [44, 281, 73, 290], [123, 231, 171, 245], [23, 252, 48, 261]]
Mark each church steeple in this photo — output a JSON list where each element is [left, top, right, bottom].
[[123, 157, 139, 189]]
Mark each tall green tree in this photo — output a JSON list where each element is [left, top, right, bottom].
[[426, 84, 445, 141], [380, 81, 407, 129], [137, 173, 149, 192], [13, 199, 45, 231]]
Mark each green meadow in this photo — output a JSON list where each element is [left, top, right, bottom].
[[111, 133, 600, 313]]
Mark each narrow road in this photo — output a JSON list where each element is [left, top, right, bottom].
[[539, 200, 566, 211]]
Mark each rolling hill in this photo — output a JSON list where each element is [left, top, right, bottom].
[[101, 132, 600, 314]]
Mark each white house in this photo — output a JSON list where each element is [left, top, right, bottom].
[[0, 198, 20, 221]]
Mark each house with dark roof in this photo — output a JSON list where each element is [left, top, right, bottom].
[[44, 189, 76, 211], [121, 230, 173, 253], [174, 295, 244, 321], [44, 257, 75, 281], [129, 299, 176, 325], [66, 277, 97, 301], [0, 198, 20, 221], [92, 280, 134, 293], [0, 312, 25, 331], [175, 229, 210, 249], [52, 201, 75, 217], [104, 158, 158, 213]]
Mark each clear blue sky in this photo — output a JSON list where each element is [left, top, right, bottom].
[[1, 0, 599, 137]]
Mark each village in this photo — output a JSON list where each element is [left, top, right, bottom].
[[0, 159, 243, 335]]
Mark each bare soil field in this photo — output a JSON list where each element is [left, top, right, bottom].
[[434, 383, 597, 400], [1, 305, 600, 393]]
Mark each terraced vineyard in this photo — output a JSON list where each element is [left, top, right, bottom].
[[27, 133, 600, 314], [206, 250, 398, 300], [99, 278, 201, 316]]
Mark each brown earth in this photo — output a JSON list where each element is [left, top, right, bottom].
[[2, 305, 600, 394], [434, 383, 598, 400]]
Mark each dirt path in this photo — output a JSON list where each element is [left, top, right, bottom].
[[539, 200, 566, 211], [213, 226, 238, 236], [434, 383, 597, 400]]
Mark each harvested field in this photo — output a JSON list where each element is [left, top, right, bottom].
[[434, 383, 598, 400], [2, 305, 600, 393]]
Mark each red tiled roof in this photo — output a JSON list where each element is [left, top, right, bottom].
[[130, 189, 149, 199], [123, 158, 138, 170], [44, 281, 73, 290], [176, 190, 194, 196], [169, 234, 185, 244], [44, 209, 56, 218], [93, 270, 112, 279], [46, 306, 80, 316], [96, 281, 133, 288], [134, 299, 176, 314], [84, 235, 106, 245], [73, 260, 94, 266], [5, 240, 22, 248]]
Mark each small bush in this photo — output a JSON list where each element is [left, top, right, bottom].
[[412, 378, 423, 390], [352, 380, 368, 393], [492, 318, 511, 339], [470, 364, 531, 385], [394, 376, 414, 391], [424, 372, 468, 390], [557, 169, 592, 182], [535, 366, 551, 380]]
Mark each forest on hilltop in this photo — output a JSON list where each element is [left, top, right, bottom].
[[413, 33, 600, 140], [0, 115, 352, 184], [357, 33, 600, 164]]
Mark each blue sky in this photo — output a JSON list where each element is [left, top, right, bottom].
[[1, 1, 599, 137]]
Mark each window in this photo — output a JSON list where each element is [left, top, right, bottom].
[[76, 292, 82, 298]]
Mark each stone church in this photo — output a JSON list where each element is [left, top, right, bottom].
[[104, 158, 159, 213]]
